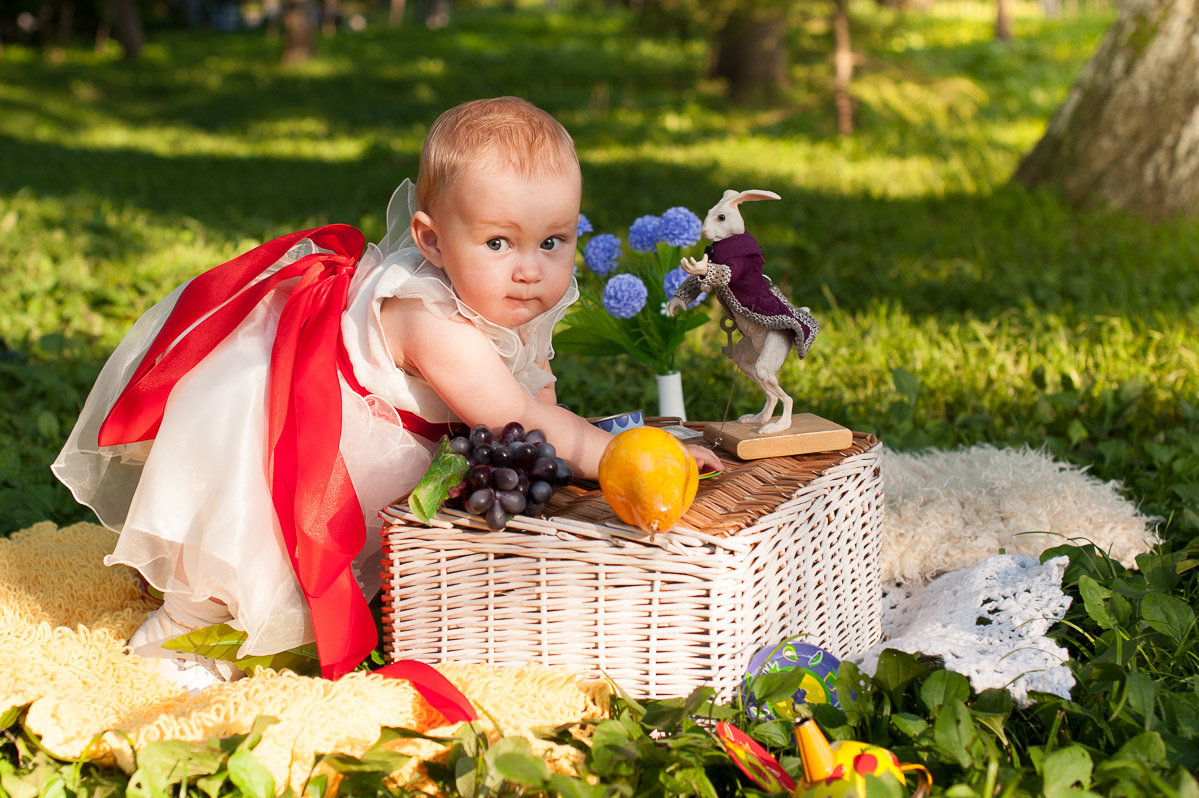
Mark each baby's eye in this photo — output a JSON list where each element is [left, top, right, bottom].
[[485, 238, 510, 252], [540, 236, 565, 252]]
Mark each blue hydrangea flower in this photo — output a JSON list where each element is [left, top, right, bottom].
[[577, 214, 593, 237], [602, 273, 648, 319], [662, 266, 706, 308], [660, 206, 703, 248], [583, 233, 621, 275], [628, 215, 663, 253]]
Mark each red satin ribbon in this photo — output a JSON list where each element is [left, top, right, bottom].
[[97, 225, 475, 721]]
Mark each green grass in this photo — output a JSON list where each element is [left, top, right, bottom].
[[4, 1, 1199, 794]]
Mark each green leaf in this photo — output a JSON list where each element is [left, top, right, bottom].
[[552, 324, 631, 359], [1041, 745, 1093, 796], [641, 698, 687, 731], [1077, 574, 1117, 629], [890, 712, 929, 740], [862, 773, 906, 798], [127, 740, 229, 798], [920, 669, 970, 714], [227, 749, 275, 798], [1124, 670, 1157, 723], [492, 751, 550, 785], [454, 753, 479, 798], [873, 648, 928, 694], [318, 748, 412, 776], [195, 772, 229, 798], [0, 705, 24, 730], [230, 716, 278, 754], [933, 699, 977, 768], [1141, 592, 1195, 644], [301, 774, 327, 798], [160, 622, 247, 661], [547, 773, 607, 798], [588, 720, 641, 778], [1114, 731, 1166, 766], [408, 437, 469, 524], [891, 367, 922, 403], [1136, 551, 1183, 591], [236, 643, 320, 676]]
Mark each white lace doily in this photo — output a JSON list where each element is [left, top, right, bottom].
[[851, 554, 1075, 706]]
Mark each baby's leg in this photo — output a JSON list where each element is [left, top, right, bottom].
[[129, 593, 244, 694]]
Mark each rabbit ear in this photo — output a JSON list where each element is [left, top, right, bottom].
[[728, 189, 781, 206]]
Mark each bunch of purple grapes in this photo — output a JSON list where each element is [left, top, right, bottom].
[[446, 422, 574, 530]]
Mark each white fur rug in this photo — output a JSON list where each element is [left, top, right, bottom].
[[857, 444, 1160, 702], [880, 444, 1159, 585]]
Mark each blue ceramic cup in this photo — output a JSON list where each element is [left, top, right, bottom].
[[590, 409, 645, 434]]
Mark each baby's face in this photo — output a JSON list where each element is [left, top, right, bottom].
[[429, 166, 580, 329]]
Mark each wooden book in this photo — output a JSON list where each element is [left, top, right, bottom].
[[703, 413, 853, 460]]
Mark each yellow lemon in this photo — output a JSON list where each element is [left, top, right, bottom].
[[598, 427, 699, 533]]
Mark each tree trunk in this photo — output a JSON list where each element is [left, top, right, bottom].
[[995, 0, 1012, 42], [833, 0, 854, 135], [1014, 0, 1199, 219], [109, 0, 144, 58], [389, 0, 406, 27], [281, 0, 316, 63], [424, 0, 449, 29], [321, 0, 338, 36], [711, 5, 787, 104]]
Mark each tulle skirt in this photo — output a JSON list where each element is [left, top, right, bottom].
[[52, 276, 435, 657]]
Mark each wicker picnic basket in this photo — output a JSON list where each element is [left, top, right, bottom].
[[380, 431, 884, 700]]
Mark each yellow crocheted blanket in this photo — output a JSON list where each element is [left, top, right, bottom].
[[0, 522, 609, 794]]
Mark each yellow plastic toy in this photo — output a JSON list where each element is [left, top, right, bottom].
[[793, 718, 932, 798]]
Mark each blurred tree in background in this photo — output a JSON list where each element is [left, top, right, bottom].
[[1015, 0, 1199, 218]]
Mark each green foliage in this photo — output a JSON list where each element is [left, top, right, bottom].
[[5, 1, 1199, 796], [558, 234, 710, 375], [161, 622, 321, 676], [407, 437, 469, 524]]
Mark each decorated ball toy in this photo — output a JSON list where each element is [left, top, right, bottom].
[[740, 640, 840, 722]]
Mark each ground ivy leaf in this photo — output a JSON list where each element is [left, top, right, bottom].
[[547, 773, 606, 798], [128, 740, 228, 798], [492, 751, 550, 785], [588, 721, 639, 777], [1041, 745, 1093, 796], [1124, 670, 1157, 723], [890, 712, 929, 740], [1114, 731, 1166, 766], [933, 699, 977, 768], [1141, 591, 1195, 644], [873, 648, 927, 694], [409, 437, 469, 524], [1077, 574, 1117, 629], [920, 669, 970, 714], [227, 749, 275, 798]]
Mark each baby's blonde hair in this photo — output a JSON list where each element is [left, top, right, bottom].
[[416, 97, 580, 213]]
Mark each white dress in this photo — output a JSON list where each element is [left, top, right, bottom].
[[52, 181, 578, 657]]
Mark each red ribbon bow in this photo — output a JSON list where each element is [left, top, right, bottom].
[[98, 225, 474, 722]]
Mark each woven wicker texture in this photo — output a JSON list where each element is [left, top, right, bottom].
[[382, 432, 883, 699]]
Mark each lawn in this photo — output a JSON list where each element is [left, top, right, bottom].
[[2, 1, 1198, 794]]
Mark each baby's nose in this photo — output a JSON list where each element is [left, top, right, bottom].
[[513, 259, 541, 281]]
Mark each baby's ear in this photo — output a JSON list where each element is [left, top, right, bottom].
[[409, 210, 444, 268]]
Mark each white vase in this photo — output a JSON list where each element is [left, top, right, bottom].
[[656, 370, 687, 421]]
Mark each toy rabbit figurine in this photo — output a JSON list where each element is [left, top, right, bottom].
[[667, 189, 818, 436]]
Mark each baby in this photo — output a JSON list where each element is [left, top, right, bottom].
[[54, 96, 720, 693]]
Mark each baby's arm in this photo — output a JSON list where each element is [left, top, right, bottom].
[[531, 360, 720, 473], [383, 300, 614, 479]]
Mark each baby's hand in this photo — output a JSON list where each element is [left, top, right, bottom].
[[687, 443, 723, 475]]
